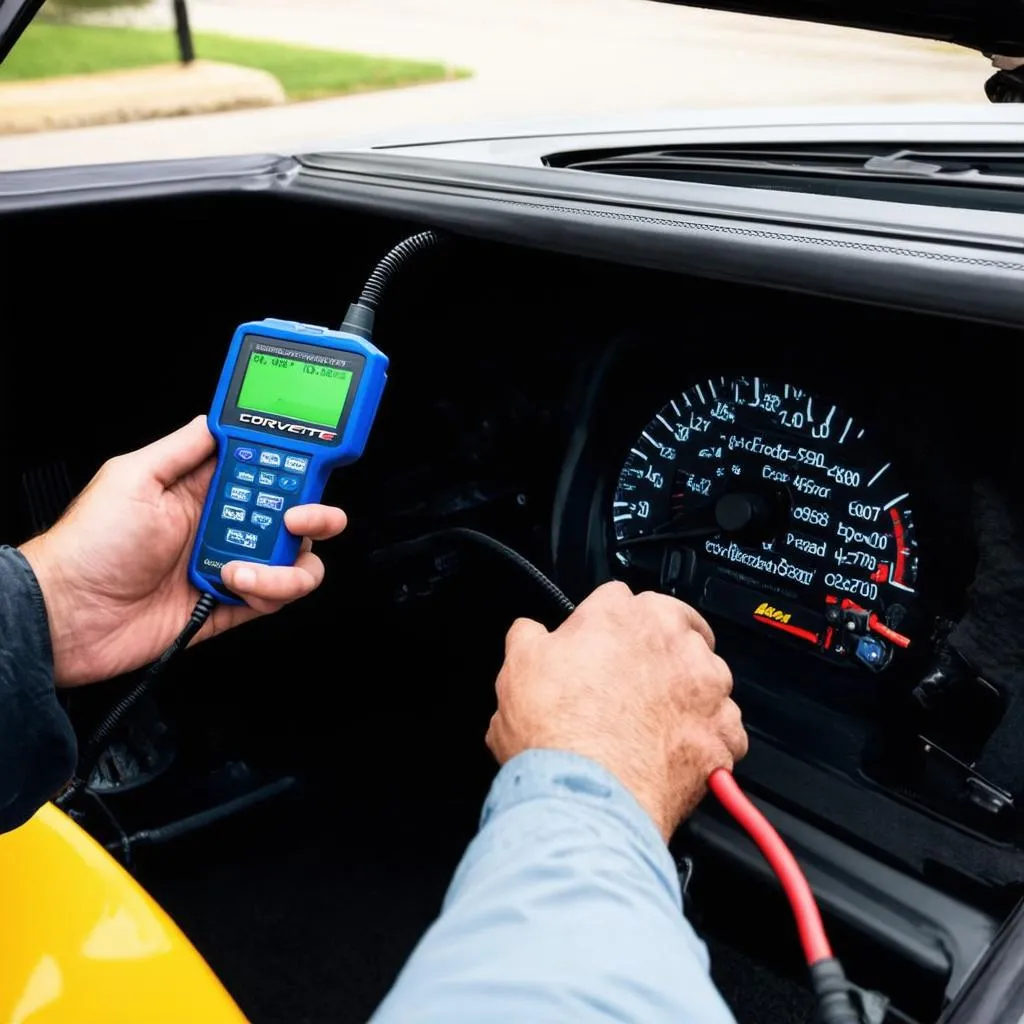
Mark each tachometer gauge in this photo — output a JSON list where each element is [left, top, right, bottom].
[[612, 376, 921, 671]]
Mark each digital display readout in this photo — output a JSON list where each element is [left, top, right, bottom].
[[237, 351, 353, 428]]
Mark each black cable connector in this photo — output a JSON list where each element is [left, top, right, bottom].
[[57, 592, 217, 808], [809, 959, 865, 1024], [341, 230, 444, 340]]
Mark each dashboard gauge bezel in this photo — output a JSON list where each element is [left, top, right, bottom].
[[608, 374, 923, 675], [552, 322, 977, 722]]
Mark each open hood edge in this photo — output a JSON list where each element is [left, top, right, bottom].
[[0, 0, 45, 63], [650, 0, 1024, 56]]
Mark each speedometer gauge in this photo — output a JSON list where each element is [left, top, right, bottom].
[[612, 376, 921, 672]]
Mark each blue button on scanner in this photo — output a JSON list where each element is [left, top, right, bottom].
[[278, 475, 300, 493], [235, 447, 255, 463], [283, 455, 308, 474], [234, 467, 256, 484], [226, 484, 252, 503], [258, 471, 276, 487], [256, 492, 285, 511], [259, 451, 282, 468], [225, 528, 258, 550]]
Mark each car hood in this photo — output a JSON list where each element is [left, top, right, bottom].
[[0, 0, 43, 63], [331, 103, 1024, 164], [650, 0, 1024, 55], [3, 0, 1023, 66]]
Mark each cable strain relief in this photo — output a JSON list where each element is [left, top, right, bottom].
[[55, 777, 85, 809], [810, 959, 862, 1024], [340, 302, 375, 340], [191, 591, 216, 626]]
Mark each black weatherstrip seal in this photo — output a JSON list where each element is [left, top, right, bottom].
[[3, 148, 1024, 328], [294, 151, 1024, 329]]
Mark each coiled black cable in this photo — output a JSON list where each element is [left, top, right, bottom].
[[445, 528, 576, 616], [57, 592, 216, 807], [341, 230, 444, 339], [379, 527, 576, 617], [358, 230, 443, 311]]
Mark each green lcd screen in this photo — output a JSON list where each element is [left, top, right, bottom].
[[237, 352, 353, 428]]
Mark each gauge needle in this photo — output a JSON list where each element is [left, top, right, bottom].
[[839, 597, 912, 649], [868, 615, 912, 649], [618, 523, 721, 548]]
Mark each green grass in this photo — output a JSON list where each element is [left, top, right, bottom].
[[0, 22, 466, 101]]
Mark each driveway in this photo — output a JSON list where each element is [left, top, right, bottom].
[[0, 0, 989, 170]]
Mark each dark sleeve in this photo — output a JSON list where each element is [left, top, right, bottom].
[[0, 545, 77, 833]]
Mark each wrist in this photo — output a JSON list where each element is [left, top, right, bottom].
[[19, 534, 78, 687], [497, 746, 676, 843]]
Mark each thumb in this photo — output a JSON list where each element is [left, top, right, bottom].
[[135, 415, 216, 486], [505, 616, 548, 656]]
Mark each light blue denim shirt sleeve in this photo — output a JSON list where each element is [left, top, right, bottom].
[[371, 748, 737, 1024]]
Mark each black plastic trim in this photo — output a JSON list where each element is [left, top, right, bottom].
[[689, 793, 998, 1002], [4, 149, 1024, 329], [0, 155, 295, 211], [292, 152, 1024, 328], [297, 151, 1024, 247], [938, 896, 1024, 1024]]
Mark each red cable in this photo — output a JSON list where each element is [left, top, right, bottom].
[[707, 768, 833, 965]]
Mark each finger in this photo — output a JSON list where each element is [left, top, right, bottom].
[[575, 580, 633, 615], [683, 603, 716, 651], [566, 580, 633, 629], [711, 653, 734, 696], [639, 591, 716, 651], [485, 711, 512, 766], [283, 504, 348, 541], [221, 550, 326, 612], [135, 415, 216, 487], [665, 597, 715, 651], [485, 711, 500, 754], [718, 699, 749, 763], [505, 616, 547, 655], [180, 456, 218, 507]]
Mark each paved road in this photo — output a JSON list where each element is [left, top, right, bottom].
[[0, 0, 989, 171]]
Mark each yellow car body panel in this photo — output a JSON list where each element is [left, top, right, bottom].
[[0, 803, 247, 1024]]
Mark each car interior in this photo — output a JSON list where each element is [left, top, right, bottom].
[[3, 176, 1023, 1024]]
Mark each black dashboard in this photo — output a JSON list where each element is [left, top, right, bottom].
[[4, 182, 1024, 1020], [550, 294, 1024, 848], [3, 192, 1021, 871]]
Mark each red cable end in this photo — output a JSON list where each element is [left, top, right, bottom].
[[708, 768, 833, 965]]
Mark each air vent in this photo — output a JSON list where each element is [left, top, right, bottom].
[[544, 144, 1024, 213]]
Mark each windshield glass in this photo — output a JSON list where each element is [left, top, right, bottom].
[[0, 0, 1012, 170]]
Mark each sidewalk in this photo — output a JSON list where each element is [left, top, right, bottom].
[[0, 60, 283, 135], [0, 0, 988, 170]]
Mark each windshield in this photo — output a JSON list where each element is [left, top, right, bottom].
[[0, 0, 1014, 171]]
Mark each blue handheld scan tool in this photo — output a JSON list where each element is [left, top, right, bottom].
[[189, 318, 388, 603]]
